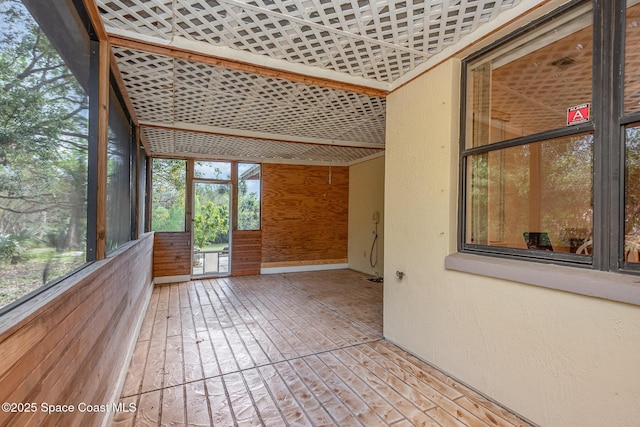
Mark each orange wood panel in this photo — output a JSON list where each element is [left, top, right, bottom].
[[153, 232, 191, 277], [0, 233, 154, 426], [262, 164, 348, 264], [95, 39, 110, 260], [232, 230, 262, 276]]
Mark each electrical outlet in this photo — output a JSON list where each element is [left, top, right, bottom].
[[363, 251, 367, 257]]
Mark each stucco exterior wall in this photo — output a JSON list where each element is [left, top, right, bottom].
[[384, 58, 640, 427], [348, 156, 385, 277]]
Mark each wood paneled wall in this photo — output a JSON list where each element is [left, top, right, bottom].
[[231, 230, 262, 275], [262, 164, 349, 265], [0, 233, 154, 426], [153, 232, 191, 278]]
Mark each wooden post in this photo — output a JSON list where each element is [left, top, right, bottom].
[[96, 39, 110, 260]]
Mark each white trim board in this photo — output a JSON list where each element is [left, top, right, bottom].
[[154, 275, 191, 285], [261, 263, 349, 275]]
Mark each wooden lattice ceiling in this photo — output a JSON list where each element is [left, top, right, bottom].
[[96, 0, 526, 164]]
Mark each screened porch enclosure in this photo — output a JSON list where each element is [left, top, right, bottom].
[[4, 1, 640, 427]]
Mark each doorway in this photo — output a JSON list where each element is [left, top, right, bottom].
[[192, 180, 232, 276]]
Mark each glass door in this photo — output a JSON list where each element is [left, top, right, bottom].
[[192, 181, 231, 276]]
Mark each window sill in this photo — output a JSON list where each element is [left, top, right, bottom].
[[445, 252, 640, 306]]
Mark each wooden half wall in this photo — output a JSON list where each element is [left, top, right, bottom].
[[232, 230, 262, 275], [262, 164, 349, 268], [153, 232, 191, 278], [0, 233, 154, 426]]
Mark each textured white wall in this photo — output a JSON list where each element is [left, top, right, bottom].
[[384, 58, 640, 427], [348, 156, 385, 277]]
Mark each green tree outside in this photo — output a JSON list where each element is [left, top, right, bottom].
[[0, 0, 89, 306]]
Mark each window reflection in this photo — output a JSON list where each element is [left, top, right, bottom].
[[106, 88, 132, 253], [467, 133, 593, 253], [467, 4, 593, 147], [625, 125, 640, 262], [624, 2, 640, 115]]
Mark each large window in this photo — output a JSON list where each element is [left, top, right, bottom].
[[465, 3, 593, 148], [0, 1, 90, 309], [460, 0, 640, 273]]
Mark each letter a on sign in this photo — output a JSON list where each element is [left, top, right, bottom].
[[567, 103, 590, 126]]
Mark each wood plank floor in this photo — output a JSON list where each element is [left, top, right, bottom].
[[112, 270, 532, 427]]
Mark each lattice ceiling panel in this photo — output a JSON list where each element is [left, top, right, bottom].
[[101, 0, 527, 163], [142, 127, 383, 163], [113, 45, 386, 145], [99, 0, 522, 84]]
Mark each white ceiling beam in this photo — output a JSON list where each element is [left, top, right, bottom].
[[152, 151, 363, 167], [106, 26, 391, 94], [139, 120, 386, 149]]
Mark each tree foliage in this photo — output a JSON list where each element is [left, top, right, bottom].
[[0, 0, 88, 264], [238, 177, 260, 230], [193, 201, 229, 248], [470, 135, 593, 248], [151, 159, 186, 232], [193, 182, 230, 249]]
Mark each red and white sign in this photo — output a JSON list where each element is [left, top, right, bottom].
[[567, 103, 590, 126]]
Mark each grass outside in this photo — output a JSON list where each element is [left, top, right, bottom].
[[0, 248, 85, 309], [200, 242, 228, 252]]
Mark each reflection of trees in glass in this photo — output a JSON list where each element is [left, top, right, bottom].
[[151, 159, 185, 232], [540, 134, 593, 245], [0, 0, 89, 306], [626, 126, 640, 238], [469, 153, 488, 244], [470, 134, 593, 249]]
